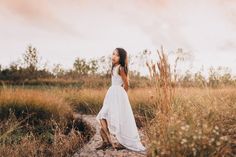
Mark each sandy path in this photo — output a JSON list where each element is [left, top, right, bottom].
[[72, 114, 148, 157]]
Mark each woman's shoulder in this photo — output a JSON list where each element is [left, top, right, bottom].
[[118, 64, 126, 75]]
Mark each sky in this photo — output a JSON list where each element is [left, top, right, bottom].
[[0, 0, 235, 76]]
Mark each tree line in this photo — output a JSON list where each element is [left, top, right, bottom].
[[0, 45, 115, 81], [0, 45, 235, 88]]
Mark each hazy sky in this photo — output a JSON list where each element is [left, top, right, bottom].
[[0, 0, 235, 76]]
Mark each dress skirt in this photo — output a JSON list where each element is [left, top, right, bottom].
[[96, 85, 146, 153]]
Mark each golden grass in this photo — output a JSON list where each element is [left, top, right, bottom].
[[0, 87, 95, 157], [145, 87, 236, 156], [1, 84, 235, 156], [0, 111, 84, 157], [0, 88, 73, 121], [144, 47, 236, 156], [60, 86, 236, 156]]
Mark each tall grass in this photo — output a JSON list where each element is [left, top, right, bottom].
[[146, 46, 174, 116], [0, 88, 73, 121], [63, 87, 156, 127], [145, 47, 236, 156], [0, 110, 85, 157], [1, 66, 235, 156], [0, 87, 95, 157]]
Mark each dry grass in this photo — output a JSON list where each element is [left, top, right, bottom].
[[2, 86, 235, 156], [61, 85, 236, 156], [1, 63, 236, 157], [1, 74, 151, 89], [0, 87, 95, 157], [0, 111, 84, 157], [0, 88, 73, 120], [145, 87, 236, 156], [144, 47, 236, 156], [146, 46, 174, 116]]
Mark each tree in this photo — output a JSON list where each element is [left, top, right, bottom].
[[88, 58, 98, 74], [73, 57, 90, 75], [97, 55, 112, 76], [52, 63, 65, 78], [194, 71, 206, 87], [23, 44, 39, 73], [181, 70, 193, 87]]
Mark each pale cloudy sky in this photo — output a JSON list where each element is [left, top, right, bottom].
[[0, 0, 235, 76]]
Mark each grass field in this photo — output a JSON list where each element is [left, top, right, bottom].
[[0, 85, 235, 156]]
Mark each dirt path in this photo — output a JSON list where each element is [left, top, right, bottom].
[[72, 114, 148, 157]]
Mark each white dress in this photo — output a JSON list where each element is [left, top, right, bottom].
[[96, 64, 146, 154]]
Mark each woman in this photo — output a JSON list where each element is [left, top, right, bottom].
[[95, 48, 146, 154]]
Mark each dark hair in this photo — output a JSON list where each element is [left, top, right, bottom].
[[111, 48, 128, 76]]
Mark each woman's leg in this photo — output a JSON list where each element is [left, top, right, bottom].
[[100, 128, 109, 143], [95, 118, 112, 150], [95, 127, 112, 150], [99, 119, 115, 148]]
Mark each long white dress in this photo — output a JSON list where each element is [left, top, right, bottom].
[[96, 64, 146, 154]]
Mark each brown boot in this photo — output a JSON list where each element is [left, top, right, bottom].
[[95, 141, 112, 150]]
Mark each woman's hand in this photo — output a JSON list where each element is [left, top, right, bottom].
[[119, 66, 129, 92], [121, 84, 128, 92]]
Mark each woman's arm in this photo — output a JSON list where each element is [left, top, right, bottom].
[[119, 66, 129, 92]]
